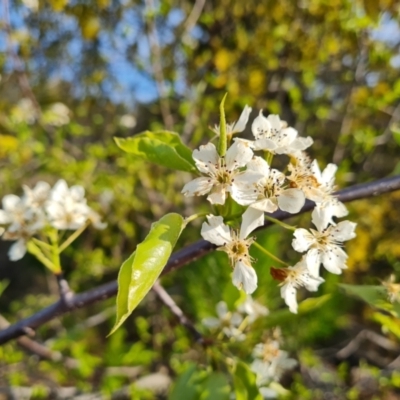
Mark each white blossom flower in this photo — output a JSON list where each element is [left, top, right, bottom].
[[212, 105, 252, 136], [42, 102, 70, 126], [202, 301, 245, 340], [237, 295, 269, 323], [22, 181, 51, 209], [45, 180, 92, 230], [234, 157, 305, 230], [310, 160, 348, 227], [272, 258, 324, 313], [292, 211, 357, 276], [182, 139, 259, 205], [0, 194, 45, 261], [382, 275, 400, 304], [286, 153, 327, 202], [251, 112, 313, 155], [201, 215, 258, 294], [251, 352, 297, 387]]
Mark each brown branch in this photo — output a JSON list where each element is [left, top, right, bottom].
[[0, 175, 400, 344]]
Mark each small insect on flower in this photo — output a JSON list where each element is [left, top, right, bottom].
[[270, 258, 324, 313]]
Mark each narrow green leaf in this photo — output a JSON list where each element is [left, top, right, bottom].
[[114, 131, 196, 172], [233, 361, 263, 400], [339, 284, 385, 306], [217, 93, 228, 157], [109, 213, 185, 335]]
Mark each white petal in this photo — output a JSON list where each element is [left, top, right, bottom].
[[277, 189, 305, 213], [232, 261, 258, 294], [311, 205, 331, 231], [240, 207, 264, 239], [281, 283, 298, 314], [310, 160, 322, 181], [9, 239, 27, 261], [246, 156, 271, 176], [202, 317, 221, 329], [279, 127, 298, 143], [0, 210, 12, 224], [70, 185, 86, 201], [207, 186, 227, 205], [267, 114, 283, 131], [230, 172, 261, 206], [289, 136, 313, 151], [225, 139, 253, 170], [181, 177, 213, 197], [232, 105, 252, 133], [231, 312, 244, 327], [321, 246, 348, 274], [251, 111, 271, 139], [193, 142, 219, 167], [330, 221, 357, 241], [259, 387, 279, 399], [292, 228, 314, 252], [51, 179, 68, 201], [304, 273, 325, 292], [305, 248, 322, 277], [216, 301, 228, 319], [253, 138, 277, 151], [251, 198, 278, 213], [201, 215, 231, 246], [2, 194, 21, 211], [329, 199, 348, 218], [321, 163, 338, 185]]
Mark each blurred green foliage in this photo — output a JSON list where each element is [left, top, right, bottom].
[[1, 0, 400, 398]]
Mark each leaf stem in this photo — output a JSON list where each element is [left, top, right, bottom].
[[27, 241, 58, 272], [59, 222, 90, 253], [252, 241, 288, 266], [184, 212, 208, 225], [264, 215, 297, 231]]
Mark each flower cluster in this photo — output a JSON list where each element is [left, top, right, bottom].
[[0, 179, 106, 261], [182, 105, 356, 313], [202, 296, 268, 341], [251, 329, 297, 398]]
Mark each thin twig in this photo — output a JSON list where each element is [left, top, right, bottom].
[[144, 0, 174, 130], [0, 175, 400, 344], [183, 0, 206, 35], [55, 273, 74, 307], [336, 329, 399, 360], [152, 280, 203, 343], [0, 314, 78, 367]]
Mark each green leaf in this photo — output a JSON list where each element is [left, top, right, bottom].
[[339, 284, 385, 306], [263, 295, 332, 329], [218, 93, 228, 157], [233, 361, 263, 400], [371, 312, 400, 339], [168, 364, 200, 400], [109, 213, 185, 335], [199, 373, 230, 400], [114, 131, 196, 172]]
